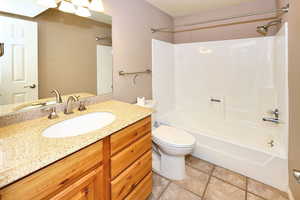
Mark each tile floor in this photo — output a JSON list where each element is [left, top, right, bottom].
[[148, 156, 288, 200]]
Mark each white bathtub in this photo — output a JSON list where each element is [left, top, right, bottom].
[[157, 110, 288, 191]]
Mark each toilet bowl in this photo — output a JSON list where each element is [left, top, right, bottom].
[[152, 125, 195, 180]]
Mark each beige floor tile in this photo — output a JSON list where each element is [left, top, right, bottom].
[[212, 166, 246, 189], [247, 179, 288, 200], [159, 182, 202, 200], [149, 173, 170, 200], [174, 166, 210, 196], [204, 177, 246, 200], [247, 193, 265, 200], [186, 156, 214, 174]]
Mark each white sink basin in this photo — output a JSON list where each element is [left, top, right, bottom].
[[42, 112, 116, 138]]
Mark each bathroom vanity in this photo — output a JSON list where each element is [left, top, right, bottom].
[[0, 101, 153, 200]]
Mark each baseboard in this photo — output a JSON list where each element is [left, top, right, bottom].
[[288, 187, 295, 200]]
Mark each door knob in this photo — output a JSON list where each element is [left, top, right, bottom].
[[293, 169, 300, 183], [24, 84, 36, 89]]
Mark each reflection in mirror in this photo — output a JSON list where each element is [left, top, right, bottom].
[[0, 2, 112, 116]]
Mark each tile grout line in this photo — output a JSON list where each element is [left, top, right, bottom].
[[186, 164, 213, 175], [154, 171, 203, 199], [247, 191, 270, 200], [211, 175, 247, 191], [246, 177, 279, 200], [179, 157, 286, 200], [201, 165, 216, 199], [156, 181, 171, 200], [187, 163, 247, 192], [172, 182, 205, 199]]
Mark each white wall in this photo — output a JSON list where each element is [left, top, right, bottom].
[[152, 39, 175, 116], [274, 23, 289, 157], [174, 37, 276, 129]]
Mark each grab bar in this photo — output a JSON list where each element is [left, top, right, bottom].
[[210, 98, 221, 103], [119, 69, 152, 76]]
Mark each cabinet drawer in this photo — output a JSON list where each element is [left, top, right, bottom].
[[111, 134, 152, 179], [124, 172, 152, 200], [111, 151, 152, 200], [110, 117, 151, 155], [0, 141, 103, 200], [49, 166, 104, 200]]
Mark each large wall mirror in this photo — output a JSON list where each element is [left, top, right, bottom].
[[0, 0, 112, 116]]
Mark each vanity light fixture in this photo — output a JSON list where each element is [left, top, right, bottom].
[[75, 6, 91, 17], [37, 0, 104, 17], [59, 0, 76, 13], [37, 0, 57, 8], [72, 0, 90, 7], [89, 0, 104, 12]]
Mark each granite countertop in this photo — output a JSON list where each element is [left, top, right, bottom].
[[0, 100, 153, 188]]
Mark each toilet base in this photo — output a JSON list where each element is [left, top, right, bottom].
[[152, 151, 186, 180]]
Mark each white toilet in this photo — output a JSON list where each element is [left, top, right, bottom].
[[152, 125, 195, 180], [135, 99, 196, 180]]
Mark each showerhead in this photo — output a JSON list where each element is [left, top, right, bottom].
[[256, 19, 282, 35]]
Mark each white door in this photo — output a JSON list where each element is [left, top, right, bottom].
[[0, 16, 38, 105], [97, 45, 113, 95]]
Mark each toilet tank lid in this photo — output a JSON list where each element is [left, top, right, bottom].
[[152, 125, 195, 147]]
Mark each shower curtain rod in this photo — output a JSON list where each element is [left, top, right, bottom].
[[151, 4, 289, 33]]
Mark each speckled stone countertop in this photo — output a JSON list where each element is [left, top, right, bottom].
[[0, 100, 153, 188]]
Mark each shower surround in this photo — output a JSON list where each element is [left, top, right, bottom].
[[152, 24, 288, 191]]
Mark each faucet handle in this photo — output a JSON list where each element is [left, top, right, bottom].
[[48, 107, 59, 119], [267, 108, 279, 119], [75, 95, 80, 101], [78, 101, 87, 111]]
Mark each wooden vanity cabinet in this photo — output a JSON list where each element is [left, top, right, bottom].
[[110, 117, 152, 200], [0, 116, 152, 200], [0, 140, 104, 200]]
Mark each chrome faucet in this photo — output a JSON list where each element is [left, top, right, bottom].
[[263, 109, 280, 124], [51, 89, 63, 103], [64, 95, 79, 115]]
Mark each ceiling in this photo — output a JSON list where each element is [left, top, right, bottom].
[[145, 0, 255, 17]]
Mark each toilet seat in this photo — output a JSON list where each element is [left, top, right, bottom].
[[152, 125, 195, 148]]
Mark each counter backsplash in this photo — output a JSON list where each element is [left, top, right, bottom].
[[0, 94, 113, 127]]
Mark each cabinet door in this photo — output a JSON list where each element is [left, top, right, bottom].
[[49, 166, 104, 200]]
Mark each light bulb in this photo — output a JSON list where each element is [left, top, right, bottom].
[[59, 1, 76, 13], [37, 0, 57, 8], [75, 6, 91, 17], [72, 0, 90, 7], [88, 0, 104, 12]]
